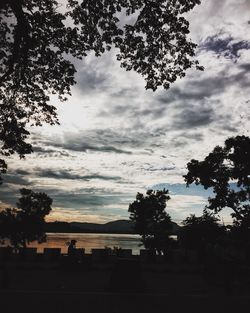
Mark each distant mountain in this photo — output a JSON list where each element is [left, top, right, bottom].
[[70, 220, 134, 233], [45, 220, 180, 235]]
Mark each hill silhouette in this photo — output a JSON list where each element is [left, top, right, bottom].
[[45, 220, 180, 235]]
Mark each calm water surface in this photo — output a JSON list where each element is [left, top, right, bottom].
[[28, 233, 142, 254]]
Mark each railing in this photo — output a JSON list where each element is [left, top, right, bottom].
[[0, 246, 198, 264], [0, 246, 248, 265]]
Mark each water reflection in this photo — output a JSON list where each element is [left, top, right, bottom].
[[28, 233, 142, 254]]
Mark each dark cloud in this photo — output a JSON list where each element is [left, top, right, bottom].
[[35, 135, 133, 155], [99, 86, 168, 125], [158, 73, 233, 106], [110, 87, 138, 99], [0, 188, 19, 207], [173, 107, 215, 129], [41, 186, 133, 215], [75, 68, 108, 93], [14, 169, 30, 176], [158, 60, 250, 110], [172, 138, 189, 148], [200, 33, 250, 60], [0, 183, 132, 217], [0, 167, 123, 211], [172, 105, 240, 135], [219, 124, 238, 133], [142, 165, 175, 172], [1, 168, 33, 187], [33, 146, 72, 158], [33, 128, 169, 157], [52, 193, 122, 210], [101, 104, 131, 116], [179, 132, 204, 141], [35, 168, 121, 182], [72, 54, 112, 93], [239, 63, 250, 72], [2, 174, 32, 186], [58, 142, 132, 155], [155, 58, 250, 135], [156, 85, 223, 120], [43, 130, 136, 154], [166, 132, 204, 148], [100, 104, 167, 120], [0, 179, 39, 207]]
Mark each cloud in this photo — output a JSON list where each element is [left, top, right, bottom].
[[33, 146, 72, 158], [45, 132, 133, 155], [99, 102, 167, 121], [179, 132, 204, 141], [140, 164, 175, 172], [75, 65, 110, 93], [46, 207, 121, 223], [33, 128, 169, 157], [51, 192, 124, 209], [14, 169, 30, 176], [173, 107, 215, 129], [70, 52, 115, 94], [158, 63, 250, 108], [0, 204, 9, 211], [3, 175, 32, 186], [0, 177, 133, 222], [35, 168, 121, 182], [0, 186, 21, 207], [1, 169, 32, 187], [200, 32, 250, 60], [63, 143, 132, 154], [167, 194, 208, 222]]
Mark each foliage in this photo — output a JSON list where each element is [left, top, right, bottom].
[[0, 188, 52, 248], [128, 189, 173, 253], [184, 136, 250, 229], [0, 159, 7, 184], [180, 210, 226, 250], [0, 0, 203, 176]]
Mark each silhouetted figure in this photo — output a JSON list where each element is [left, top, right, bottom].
[[68, 239, 77, 255], [67, 239, 77, 264]]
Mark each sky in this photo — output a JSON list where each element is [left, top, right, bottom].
[[1, 0, 250, 224]]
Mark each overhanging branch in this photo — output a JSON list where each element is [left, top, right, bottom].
[[0, 0, 31, 85]]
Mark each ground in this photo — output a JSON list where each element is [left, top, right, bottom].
[[1, 256, 250, 312]]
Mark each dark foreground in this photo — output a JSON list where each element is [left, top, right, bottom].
[[1, 256, 250, 313], [1, 289, 250, 313]]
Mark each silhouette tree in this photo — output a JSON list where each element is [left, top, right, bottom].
[[184, 136, 250, 238], [180, 210, 226, 259], [0, 188, 52, 249], [128, 189, 173, 254], [0, 159, 7, 184], [0, 0, 203, 177]]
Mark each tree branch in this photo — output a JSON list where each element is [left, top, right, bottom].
[[0, 0, 31, 85]]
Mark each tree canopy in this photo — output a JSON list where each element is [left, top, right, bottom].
[[184, 136, 250, 230], [128, 189, 173, 253], [0, 0, 202, 176], [0, 188, 52, 249], [180, 210, 225, 251]]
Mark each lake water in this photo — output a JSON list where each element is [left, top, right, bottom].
[[27, 233, 142, 254]]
